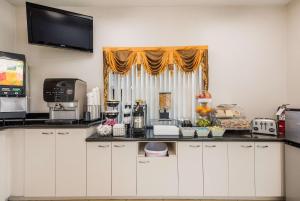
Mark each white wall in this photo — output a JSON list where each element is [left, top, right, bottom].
[[15, 5, 287, 118], [287, 0, 300, 107], [0, 0, 16, 52], [0, 1, 15, 199]]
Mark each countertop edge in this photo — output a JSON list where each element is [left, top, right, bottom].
[[0, 120, 103, 131], [86, 133, 285, 142], [285, 140, 300, 149]]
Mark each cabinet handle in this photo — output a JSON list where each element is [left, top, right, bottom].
[[41, 132, 54, 135], [256, 145, 269, 148], [114, 144, 125, 148], [205, 145, 216, 148], [57, 132, 70, 135], [98, 145, 109, 148], [241, 145, 253, 148], [138, 160, 150, 164], [189, 145, 201, 148]]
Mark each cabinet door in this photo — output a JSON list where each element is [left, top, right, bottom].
[[203, 142, 228, 196], [228, 142, 255, 196], [178, 142, 203, 196], [255, 142, 284, 197], [137, 156, 178, 196], [56, 129, 86, 197], [0, 131, 10, 201], [87, 142, 111, 196], [9, 129, 25, 196], [24, 129, 55, 197], [285, 144, 300, 201], [112, 142, 137, 196]]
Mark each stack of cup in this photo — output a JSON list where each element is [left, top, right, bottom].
[[87, 87, 101, 120]]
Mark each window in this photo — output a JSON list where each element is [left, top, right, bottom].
[[108, 65, 203, 125]]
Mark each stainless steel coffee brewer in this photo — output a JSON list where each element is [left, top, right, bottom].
[[132, 101, 147, 136], [43, 78, 87, 121]]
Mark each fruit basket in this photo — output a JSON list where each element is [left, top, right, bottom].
[[195, 91, 213, 128], [195, 91, 212, 116]]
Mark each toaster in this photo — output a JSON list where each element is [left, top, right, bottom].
[[251, 118, 277, 135]]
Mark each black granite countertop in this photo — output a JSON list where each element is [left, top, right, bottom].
[[86, 129, 285, 142]]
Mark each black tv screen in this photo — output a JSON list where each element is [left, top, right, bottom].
[[26, 2, 93, 52]]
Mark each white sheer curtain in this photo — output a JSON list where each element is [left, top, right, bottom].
[[108, 65, 203, 125]]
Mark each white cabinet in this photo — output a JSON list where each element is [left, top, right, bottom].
[[137, 157, 178, 196], [255, 142, 284, 197], [203, 142, 228, 196], [112, 142, 137, 196], [178, 142, 203, 196], [55, 129, 87, 197], [9, 129, 25, 196], [0, 131, 11, 201], [285, 144, 300, 201], [24, 129, 55, 197], [87, 142, 111, 196], [228, 142, 255, 197]]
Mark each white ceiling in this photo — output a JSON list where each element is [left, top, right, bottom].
[[7, 0, 291, 7]]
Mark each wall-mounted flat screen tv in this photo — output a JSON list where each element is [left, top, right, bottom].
[[26, 2, 93, 52]]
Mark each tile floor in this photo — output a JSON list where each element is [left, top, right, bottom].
[[13, 199, 284, 201], [21, 199, 284, 201]]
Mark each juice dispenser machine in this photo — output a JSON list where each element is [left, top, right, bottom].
[[0, 51, 28, 119]]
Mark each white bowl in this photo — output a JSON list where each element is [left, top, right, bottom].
[[210, 127, 225, 137], [195, 127, 210, 137], [180, 127, 196, 137]]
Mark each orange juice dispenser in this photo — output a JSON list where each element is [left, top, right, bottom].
[[0, 51, 28, 119]]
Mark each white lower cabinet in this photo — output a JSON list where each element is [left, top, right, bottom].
[[9, 129, 25, 197], [112, 142, 137, 196], [55, 129, 87, 197], [0, 131, 12, 201], [137, 156, 178, 196], [23, 129, 284, 199], [255, 142, 284, 197], [178, 142, 203, 196], [203, 142, 228, 196], [24, 129, 55, 197], [87, 142, 111, 196], [285, 144, 300, 201], [228, 142, 255, 197]]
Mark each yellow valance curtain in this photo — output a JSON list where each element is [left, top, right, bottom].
[[103, 46, 209, 106]]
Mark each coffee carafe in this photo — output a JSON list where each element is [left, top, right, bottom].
[[132, 100, 147, 137], [133, 105, 145, 129]]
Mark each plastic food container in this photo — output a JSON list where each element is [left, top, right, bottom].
[[210, 127, 225, 137], [97, 124, 112, 136], [113, 124, 126, 136], [195, 127, 210, 137], [215, 104, 245, 119], [144, 142, 168, 157], [180, 127, 195, 137]]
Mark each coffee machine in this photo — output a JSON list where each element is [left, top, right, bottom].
[[43, 78, 87, 122], [0, 51, 28, 119]]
